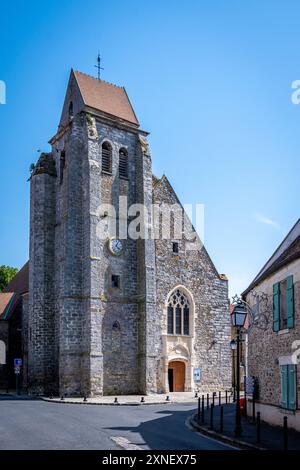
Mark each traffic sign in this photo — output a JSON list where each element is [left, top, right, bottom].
[[14, 366, 21, 375], [193, 368, 201, 382], [14, 358, 22, 367]]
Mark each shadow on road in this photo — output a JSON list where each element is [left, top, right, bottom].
[[104, 406, 228, 450]]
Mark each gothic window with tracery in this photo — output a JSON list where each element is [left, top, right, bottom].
[[167, 289, 190, 335]]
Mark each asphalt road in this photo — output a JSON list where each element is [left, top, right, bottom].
[[0, 395, 232, 450]]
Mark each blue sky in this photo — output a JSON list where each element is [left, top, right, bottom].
[[0, 0, 299, 297]]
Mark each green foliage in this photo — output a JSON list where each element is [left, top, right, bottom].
[[0, 265, 18, 292], [86, 113, 93, 126]]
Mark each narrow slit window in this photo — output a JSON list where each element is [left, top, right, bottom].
[[172, 242, 179, 253], [60, 150, 66, 184], [111, 275, 120, 288]]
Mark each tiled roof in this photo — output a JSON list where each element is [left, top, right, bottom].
[[73, 70, 139, 126], [2, 262, 29, 295], [0, 292, 17, 320]]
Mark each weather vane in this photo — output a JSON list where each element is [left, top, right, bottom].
[[94, 53, 104, 80]]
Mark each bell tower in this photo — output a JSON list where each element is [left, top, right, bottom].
[[29, 70, 158, 396]]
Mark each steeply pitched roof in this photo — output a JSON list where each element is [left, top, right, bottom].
[[73, 70, 139, 126], [2, 262, 29, 295], [243, 219, 300, 295]]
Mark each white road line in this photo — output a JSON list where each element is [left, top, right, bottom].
[[111, 436, 143, 450]]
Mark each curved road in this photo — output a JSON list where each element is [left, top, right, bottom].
[[0, 395, 232, 450]]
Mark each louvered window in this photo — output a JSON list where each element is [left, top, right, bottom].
[[119, 148, 128, 179], [102, 142, 112, 174]]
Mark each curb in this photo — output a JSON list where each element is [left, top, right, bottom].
[[40, 397, 197, 406], [189, 414, 266, 450]]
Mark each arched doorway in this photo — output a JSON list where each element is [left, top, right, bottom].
[[168, 360, 185, 392]]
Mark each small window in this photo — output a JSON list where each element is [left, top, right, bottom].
[[119, 148, 128, 179], [112, 321, 120, 330], [172, 242, 179, 254], [68, 101, 73, 119], [102, 142, 112, 174], [60, 150, 65, 184], [111, 275, 120, 288]]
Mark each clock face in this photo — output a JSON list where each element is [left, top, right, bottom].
[[109, 238, 124, 256]]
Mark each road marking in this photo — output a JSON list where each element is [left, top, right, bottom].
[[111, 436, 143, 450]]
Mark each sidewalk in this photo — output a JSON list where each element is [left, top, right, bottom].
[[40, 391, 202, 406], [191, 403, 300, 450]]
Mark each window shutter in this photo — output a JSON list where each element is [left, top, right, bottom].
[[286, 276, 294, 329], [281, 365, 288, 408], [273, 282, 280, 332], [288, 364, 296, 410]]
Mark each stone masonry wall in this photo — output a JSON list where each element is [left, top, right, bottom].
[[28, 157, 57, 395], [153, 177, 231, 392], [246, 258, 300, 408]]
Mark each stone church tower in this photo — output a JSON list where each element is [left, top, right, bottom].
[[28, 70, 231, 396]]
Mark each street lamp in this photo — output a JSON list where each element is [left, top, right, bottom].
[[231, 300, 247, 437], [230, 339, 237, 402]]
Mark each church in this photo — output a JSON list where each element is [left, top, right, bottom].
[[2, 70, 231, 396]]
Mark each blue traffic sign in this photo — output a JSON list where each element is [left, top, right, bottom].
[[14, 358, 22, 367]]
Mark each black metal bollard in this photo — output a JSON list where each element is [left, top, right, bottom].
[[225, 390, 228, 404], [207, 393, 209, 409], [195, 391, 198, 398], [256, 412, 261, 443], [60, 394, 64, 401], [210, 404, 214, 429], [83, 396, 87, 402], [219, 390, 221, 406], [141, 396, 145, 403], [283, 416, 288, 451], [220, 405, 224, 433], [212, 392, 216, 407], [197, 397, 200, 422], [252, 396, 256, 422], [166, 395, 170, 402], [201, 395, 205, 423], [114, 397, 118, 404]]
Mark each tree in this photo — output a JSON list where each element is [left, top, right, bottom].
[[0, 265, 18, 292]]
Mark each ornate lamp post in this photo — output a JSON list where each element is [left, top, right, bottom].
[[230, 339, 237, 401], [230, 300, 248, 437]]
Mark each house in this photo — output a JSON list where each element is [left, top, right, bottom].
[[0, 262, 28, 390], [243, 219, 300, 430]]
